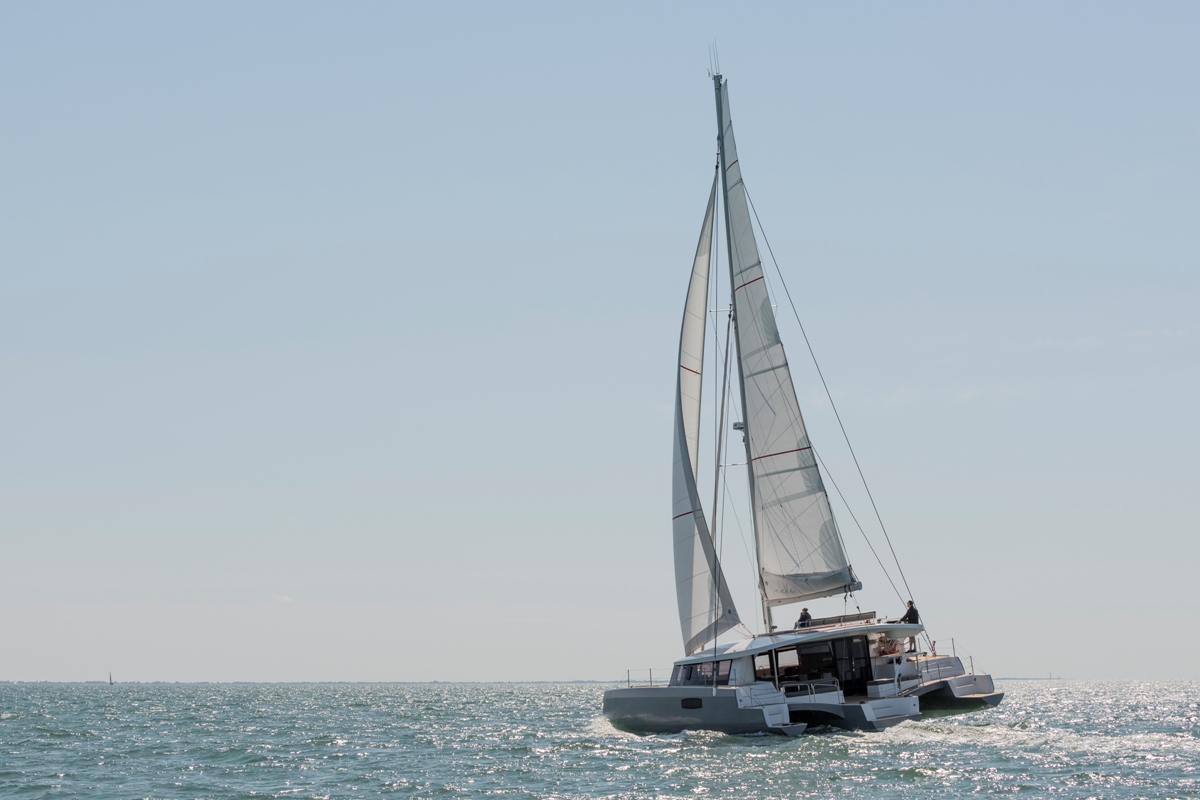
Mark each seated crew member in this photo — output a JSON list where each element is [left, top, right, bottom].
[[900, 601, 919, 652], [794, 608, 812, 629]]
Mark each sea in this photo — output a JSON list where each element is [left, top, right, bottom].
[[0, 680, 1195, 798]]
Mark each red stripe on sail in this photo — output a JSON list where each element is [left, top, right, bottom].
[[680, 365, 700, 376], [672, 510, 695, 520], [734, 275, 763, 292]]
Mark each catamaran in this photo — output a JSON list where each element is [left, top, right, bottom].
[[602, 74, 1003, 736]]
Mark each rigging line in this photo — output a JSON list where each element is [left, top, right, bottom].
[[720, 373, 761, 635], [708, 163, 741, 649], [716, 330, 732, 583], [710, 303, 724, 656], [743, 184, 916, 604], [813, 447, 906, 605], [716, 96, 770, 632], [714, 385, 729, 661], [710, 160, 721, 509], [733, 622, 756, 639], [945, 637, 987, 676], [720, 448, 748, 597], [708, 311, 735, 636], [710, 302, 737, 662], [717, 176, 763, 638]]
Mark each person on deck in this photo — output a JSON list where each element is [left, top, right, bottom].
[[900, 601, 919, 652], [794, 608, 812, 629]]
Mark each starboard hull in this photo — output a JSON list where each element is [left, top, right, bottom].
[[907, 673, 1005, 714]]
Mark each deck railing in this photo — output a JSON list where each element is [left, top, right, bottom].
[[623, 668, 674, 688], [789, 611, 876, 630]]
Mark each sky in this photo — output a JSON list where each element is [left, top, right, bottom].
[[1, 1, 1197, 682]]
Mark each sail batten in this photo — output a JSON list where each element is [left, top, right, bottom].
[[672, 174, 741, 655], [713, 75, 860, 612]]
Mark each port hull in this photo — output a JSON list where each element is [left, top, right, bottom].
[[602, 687, 773, 734]]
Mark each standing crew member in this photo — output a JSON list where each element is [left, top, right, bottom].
[[900, 601, 919, 652]]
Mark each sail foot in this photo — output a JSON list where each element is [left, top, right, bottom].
[[673, 501, 743, 653], [683, 605, 740, 656], [761, 566, 862, 608]]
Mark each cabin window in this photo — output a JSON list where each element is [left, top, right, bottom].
[[797, 643, 836, 679], [670, 660, 731, 686], [754, 652, 773, 681], [772, 643, 837, 683], [775, 647, 801, 681], [831, 636, 872, 695]]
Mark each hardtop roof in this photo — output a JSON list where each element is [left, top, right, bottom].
[[675, 621, 924, 665]]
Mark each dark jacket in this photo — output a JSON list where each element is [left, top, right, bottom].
[[794, 611, 812, 629], [900, 605, 919, 625]]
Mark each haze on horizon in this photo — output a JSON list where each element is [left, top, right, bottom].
[[1, 1, 1197, 683]]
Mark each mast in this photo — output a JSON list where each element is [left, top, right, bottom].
[[713, 73, 771, 632]]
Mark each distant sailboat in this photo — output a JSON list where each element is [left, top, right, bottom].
[[108, 672, 114, 686], [602, 72, 1004, 735]]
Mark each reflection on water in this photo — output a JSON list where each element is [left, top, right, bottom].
[[0, 680, 1195, 798]]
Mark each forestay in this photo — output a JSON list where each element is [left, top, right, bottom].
[[714, 76, 860, 608], [672, 174, 741, 655]]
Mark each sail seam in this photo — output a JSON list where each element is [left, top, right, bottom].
[[751, 445, 811, 462], [756, 466, 819, 480], [744, 362, 787, 380]]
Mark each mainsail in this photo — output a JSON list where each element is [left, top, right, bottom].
[[713, 75, 860, 610], [672, 174, 741, 654]]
